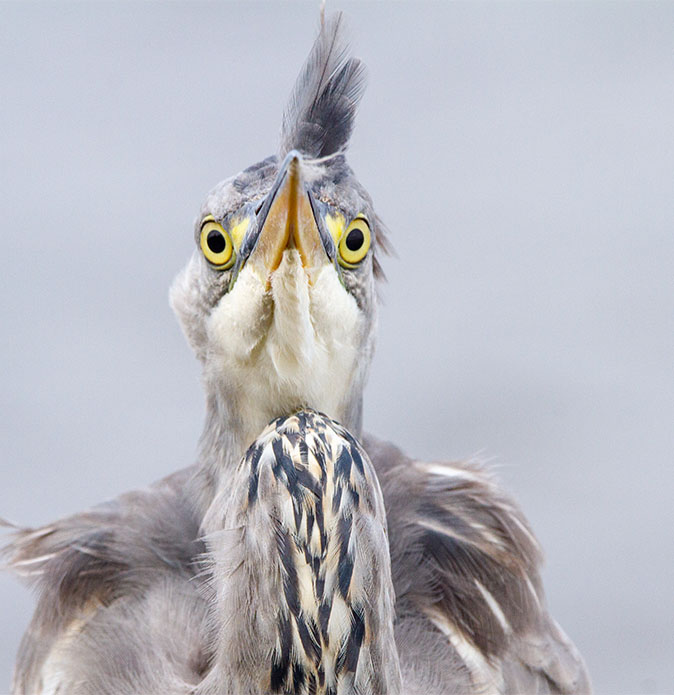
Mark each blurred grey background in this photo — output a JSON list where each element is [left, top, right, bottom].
[[1, 2, 672, 692]]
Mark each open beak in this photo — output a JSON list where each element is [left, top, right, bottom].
[[246, 151, 330, 285]]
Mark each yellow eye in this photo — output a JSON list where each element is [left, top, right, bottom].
[[200, 217, 235, 269], [338, 216, 371, 267]]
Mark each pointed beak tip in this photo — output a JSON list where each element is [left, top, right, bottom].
[[285, 152, 303, 180]]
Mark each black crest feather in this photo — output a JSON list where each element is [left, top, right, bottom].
[[280, 12, 366, 158]]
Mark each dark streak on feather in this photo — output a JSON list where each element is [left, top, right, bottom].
[[292, 661, 306, 691], [343, 604, 366, 673], [332, 484, 343, 514], [315, 498, 326, 554], [319, 600, 332, 644], [335, 446, 352, 482], [296, 614, 321, 666], [270, 613, 292, 692], [349, 443, 365, 476], [276, 526, 300, 617], [247, 444, 264, 507], [337, 515, 353, 598]]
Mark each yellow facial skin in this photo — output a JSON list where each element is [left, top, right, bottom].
[[325, 212, 346, 248], [229, 216, 251, 251], [337, 215, 371, 267], [200, 216, 236, 269]]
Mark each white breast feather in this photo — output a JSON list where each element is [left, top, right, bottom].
[[207, 251, 362, 443]]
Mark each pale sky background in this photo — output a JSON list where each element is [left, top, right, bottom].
[[1, 2, 673, 693]]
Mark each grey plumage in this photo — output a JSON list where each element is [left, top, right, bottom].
[[3, 10, 590, 695], [4, 431, 588, 694], [4, 468, 208, 694]]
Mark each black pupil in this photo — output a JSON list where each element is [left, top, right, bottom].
[[346, 227, 364, 252], [207, 229, 226, 254]]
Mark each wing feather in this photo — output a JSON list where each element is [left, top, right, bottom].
[[364, 434, 591, 694], [2, 468, 208, 695], [4, 441, 590, 694]]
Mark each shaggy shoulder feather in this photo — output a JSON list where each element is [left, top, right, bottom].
[[2, 468, 209, 695], [3, 438, 590, 694], [363, 434, 591, 695]]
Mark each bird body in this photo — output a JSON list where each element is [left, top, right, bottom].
[[6, 430, 588, 694], [3, 11, 590, 695]]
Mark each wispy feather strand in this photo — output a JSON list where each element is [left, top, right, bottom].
[[280, 12, 366, 158]]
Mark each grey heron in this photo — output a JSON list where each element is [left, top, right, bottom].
[[4, 12, 590, 695]]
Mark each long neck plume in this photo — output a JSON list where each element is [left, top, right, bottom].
[[198, 410, 401, 695]]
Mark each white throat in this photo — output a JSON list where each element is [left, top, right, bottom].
[[205, 250, 364, 449]]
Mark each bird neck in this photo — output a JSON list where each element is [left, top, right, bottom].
[[190, 383, 364, 517]]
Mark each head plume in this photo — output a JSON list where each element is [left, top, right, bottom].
[[279, 12, 366, 159]]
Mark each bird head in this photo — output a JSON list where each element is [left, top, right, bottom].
[[171, 13, 386, 451]]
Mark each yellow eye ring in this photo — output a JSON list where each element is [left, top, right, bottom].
[[200, 217, 235, 269], [338, 216, 371, 267]]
